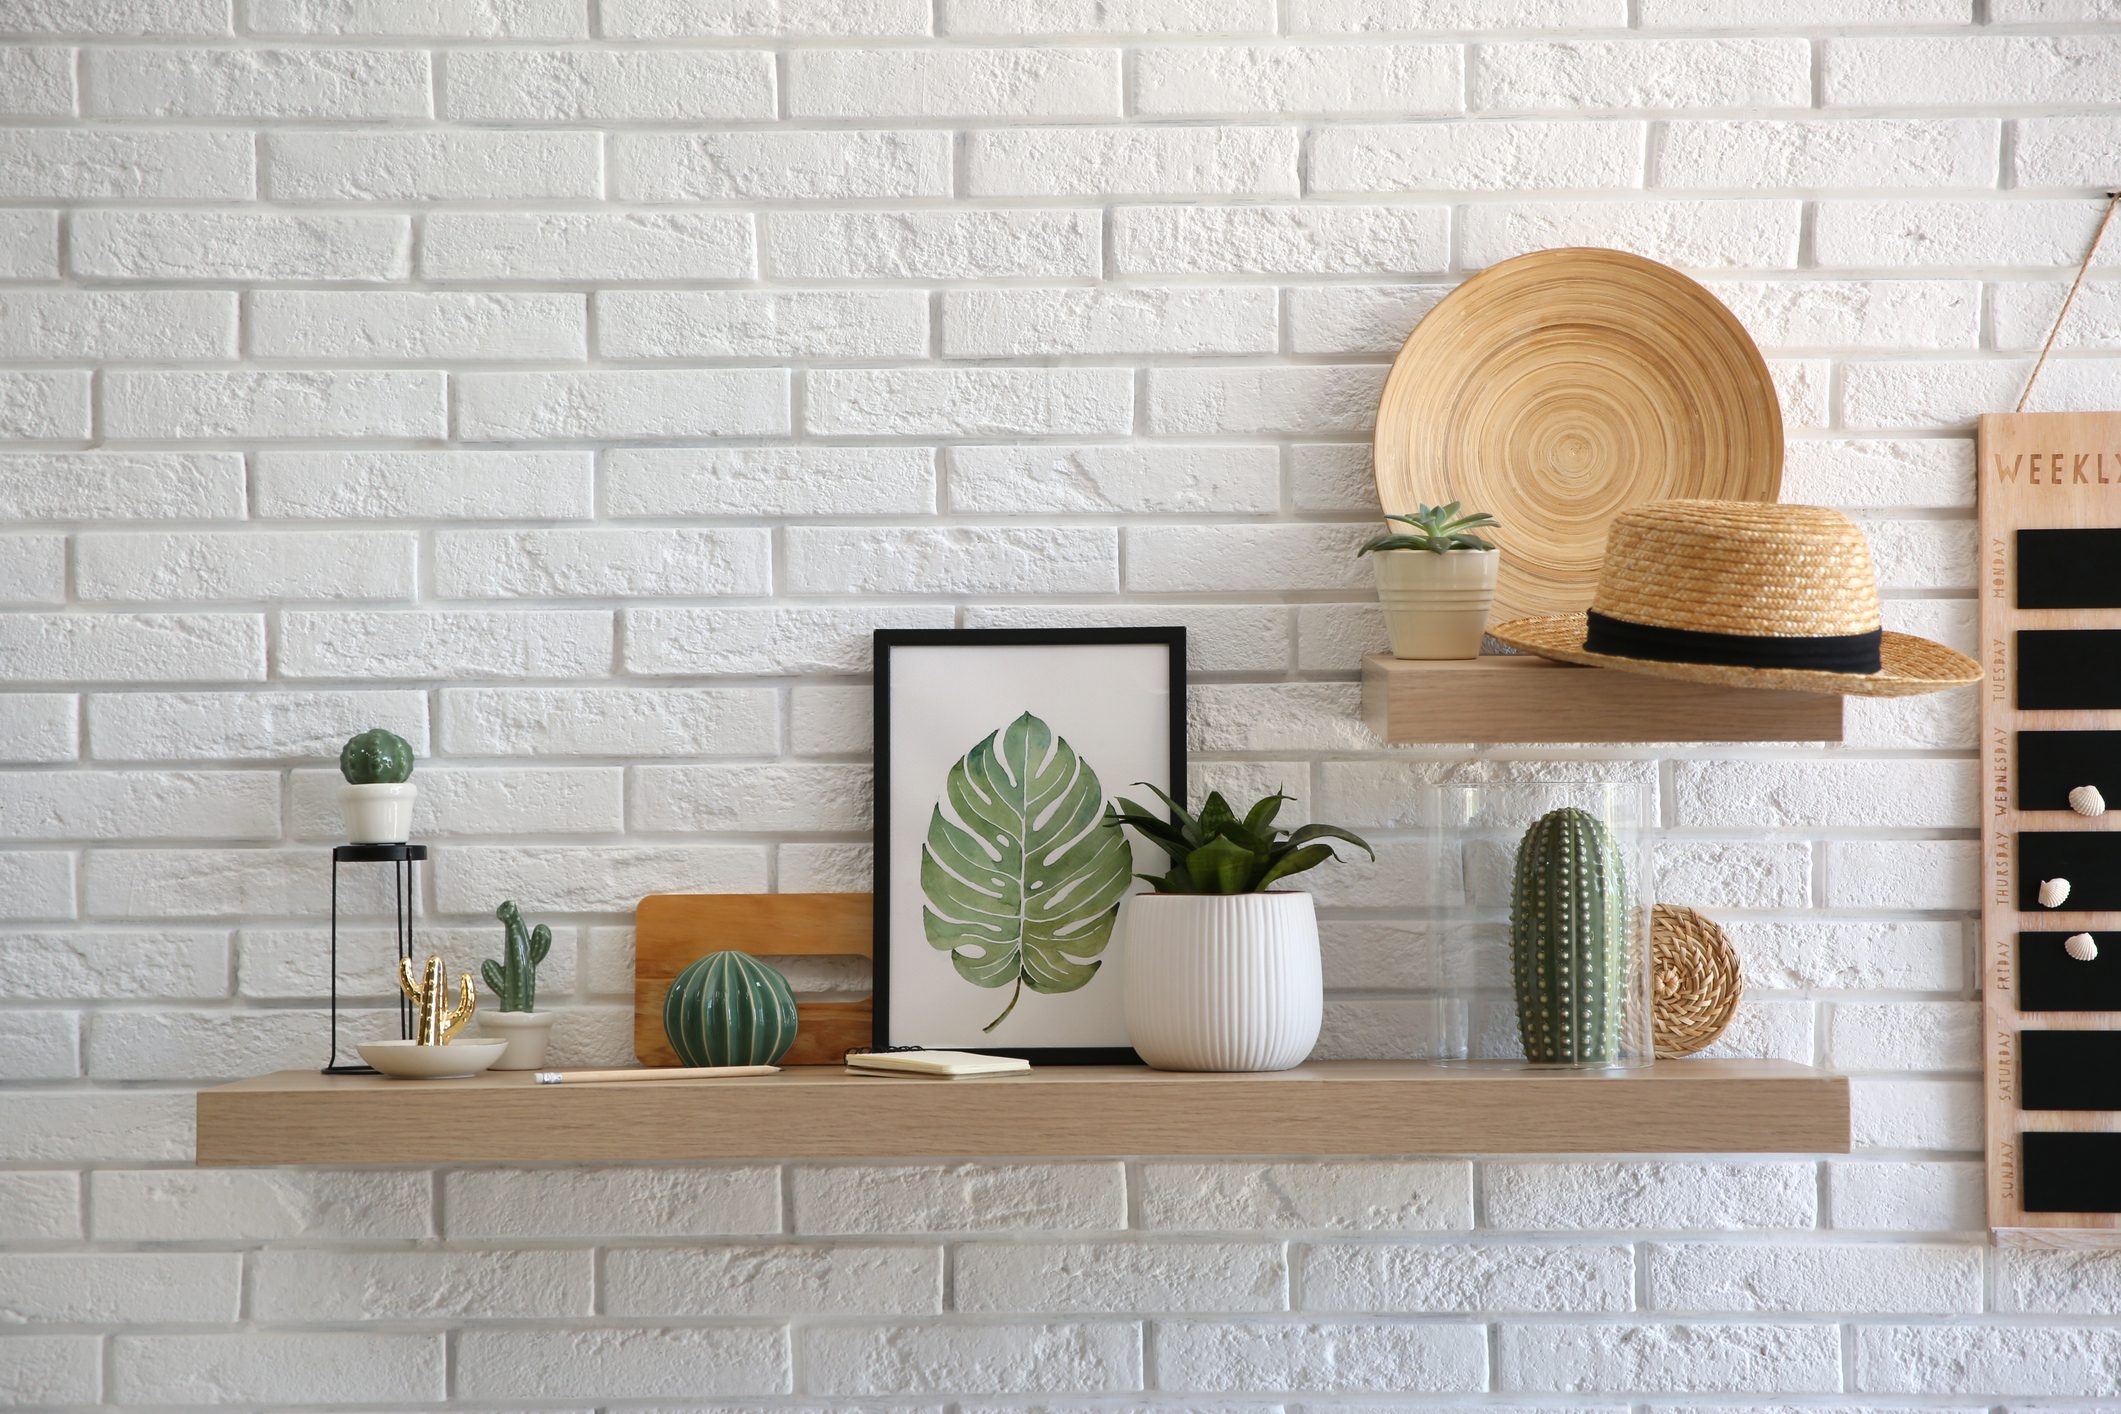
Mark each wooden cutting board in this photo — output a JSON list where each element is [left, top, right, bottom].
[[634, 893, 871, 1067]]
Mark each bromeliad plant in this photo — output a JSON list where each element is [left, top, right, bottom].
[[1105, 785, 1373, 895], [1356, 501, 1500, 556]]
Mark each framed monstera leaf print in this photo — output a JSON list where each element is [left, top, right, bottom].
[[873, 628, 1186, 1063]]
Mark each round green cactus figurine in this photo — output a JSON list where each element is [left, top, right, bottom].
[[663, 951, 797, 1068], [340, 727, 414, 785], [1508, 805, 1632, 1065]]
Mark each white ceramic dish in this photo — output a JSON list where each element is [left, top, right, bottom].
[[358, 1038, 508, 1080]]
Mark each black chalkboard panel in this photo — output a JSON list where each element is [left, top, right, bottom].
[[2022, 1031, 2121, 1110], [2019, 529, 2121, 609], [2019, 833, 2121, 911], [2020, 732, 2121, 812], [2023, 1131, 2121, 1212], [2019, 631, 2121, 710], [2021, 932, 2121, 1011]]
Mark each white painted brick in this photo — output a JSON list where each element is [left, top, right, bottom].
[[805, 1322, 1136, 1396], [433, 527, 770, 598], [790, 685, 868, 755], [0, 1337, 97, 1408], [0, 1009, 76, 1078], [0, 371, 87, 438], [0, 1172, 80, 1242], [1147, 367, 1386, 436], [1994, 278, 2121, 354], [1818, 198, 2119, 270], [1313, 119, 1643, 193], [1157, 1320, 1485, 1394], [1996, 1247, 2121, 1313], [280, 609, 611, 681], [1289, 289, 1447, 356], [779, 842, 871, 890], [786, 526, 1117, 595], [633, 763, 867, 832], [957, 1241, 1284, 1313], [1784, 439, 1973, 510], [1115, 203, 1447, 275], [625, 606, 953, 676], [89, 1005, 326, 1081], [607, 447, 936, 517], [0, 769, 275, 841], [789, 47, 1119, 120], [113, 1333, 444, 1406], [946, 0, 1271, 31], [251, 291, 585, 360], [1851, 1077, 1979, 1151], [1857, 1325, 2121, 1397], [1128, 525, 1372, 593], [606, 0, 927, 35], [445, 1165, 779, 1237], [1485, 1162, 1818, 1231], [0, 533, 62, 604], [1295, 0, 1621, 25], [1659, 119, 1996, 190], [1497, 1322, 1840, 1395], [0, 289, 233, 361], [2015, 116, 2121, 189], [0, 929, 227, 1000], [1824, 35, 2121, 107], [1139, 43, 1458, 116], [88, 689, 423, 762], [1848, 358, 2121, 430], [444, 48, 772, 120], [424, 212, 752, 282], [0, 129, 250, 199], [290, 764, 622, 840], [946, 445, 1279, 514], [606, 1245, 939, 1317], [1824, 840, 1977, 910], [434, 843, 765, 912], [965, 125, 1295, 198], [944, 287, 1277, 357], [1712, 280, 1980, 352], [86, 45, 427, 118], [78, 529, 413, 603], [1647, 1241, 1982, 1314], [0, 613, 263, 684], [1675, 759, 1974, 829], [1992, 0, 2121, 14], [1645, 0, 1966, 19], [794, 1163, 1125, 1234], [106, 369, 440, 440], [0, 1091, 191, 1161], [0, 451, 244, 520], [808, 368, 1130, 438], [457, 369, 788, 441], [73, 210, 407, 281], [1190, 682, 1374, 753], [0, 207, 55, 275], [238, 921, 559, 999], [267, 128, 598, 198], [0, 47, 77, 115], [599, 290, 928, 359], [92, 1167, 430, 1240], [0, 0, 226, 33], [1827, 1160, 1985, 1234], [253, 1249, 592, 1321], [439, 686, 779, 758], [0, 695, 76, 763], [245, 0, 588, 36], [1141, 1161, 1471, 1232], [1829, 1001, 1979, 1072], [963, 604, 1292, 673], [767, 210, 1100, 281], [254, 450, 591, 520], [611, 131, 949, 201], [82, 847, 341, 919], [1729, 920, 1966, 993], [1301, 1241, 1632, 1313], [1461, 199, 1801, 269], [0, 854, 74, 920], [1474, 39, 1811, 111]]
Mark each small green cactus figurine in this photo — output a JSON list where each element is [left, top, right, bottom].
[[340, 728, 414, 785], [482, 900, 551, 1013], [1508, 806, 1632, 1065]]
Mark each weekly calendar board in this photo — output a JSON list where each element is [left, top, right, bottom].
[[1980, 411, 2121, 1245]]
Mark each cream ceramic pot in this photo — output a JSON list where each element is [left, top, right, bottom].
[[339, 782, 416, 843], [479, 1010, 555, 1070], [1119, 892, 1322, 1072], [1371, 549, 1499, 659]]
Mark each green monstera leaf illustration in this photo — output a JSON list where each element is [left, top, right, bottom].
[[921, 710, 1132, 1032]]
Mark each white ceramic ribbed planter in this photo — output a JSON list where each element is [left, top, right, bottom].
[[479, 1010, 555, 1070], [338, 782, 416, 844], [1120, 892, 1323, 1072], [1371, 549, 1498, 659]]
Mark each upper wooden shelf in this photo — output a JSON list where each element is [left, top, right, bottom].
[[1361, 653, 1844, 744], [195, 1059, 1849, 1166]]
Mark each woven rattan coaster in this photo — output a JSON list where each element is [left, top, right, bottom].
[[1651, 903, 1742, 1058]]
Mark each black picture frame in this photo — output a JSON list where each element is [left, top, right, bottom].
[[872, 626, 1187, 1065]]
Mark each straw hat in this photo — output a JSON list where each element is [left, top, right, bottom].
[[1489, 500, 1981, 697]]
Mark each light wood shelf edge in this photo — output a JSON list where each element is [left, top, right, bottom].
[[1361, 653, 1844, 744], [195, 1059, 1851, 1166]]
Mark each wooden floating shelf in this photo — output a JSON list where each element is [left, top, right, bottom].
[[195, 1059, 1849, 1166], [1361, 652, 1844, 744]]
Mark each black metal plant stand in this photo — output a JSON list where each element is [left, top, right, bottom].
[[324, 843, 428, 1074]]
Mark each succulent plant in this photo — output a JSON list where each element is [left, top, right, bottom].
[[1105, 784, 1372, 895], [1356, 501, 1501, 556], [482, 900, 552, 1013], [398, 954, 475, 1046], [1509, 806, 1631, 1065], [339, 727, 415, 785]]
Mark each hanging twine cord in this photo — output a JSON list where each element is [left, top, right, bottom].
[[2017, 190, 2121, 412]]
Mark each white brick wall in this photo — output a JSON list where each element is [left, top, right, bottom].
[[0, 1, 2109, 1406]]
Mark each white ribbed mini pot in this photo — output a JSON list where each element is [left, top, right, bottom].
[[1371, 548, 1498, 659], [338, 782, 416, 844], [1120, 892, 1323, 1072]]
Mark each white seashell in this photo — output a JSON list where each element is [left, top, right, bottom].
[[2040, 877, 2072, 909], [2071, 785, 2107, 817], [2067, 933, 2099, 962]]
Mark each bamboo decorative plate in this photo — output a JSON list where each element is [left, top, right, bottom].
[[1373, 247, 1782, 625]]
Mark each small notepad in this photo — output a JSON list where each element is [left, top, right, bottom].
[[845, 1049, 1030, 1078]]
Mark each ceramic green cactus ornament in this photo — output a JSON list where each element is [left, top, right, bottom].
[[483, 901, 551, 1013], [339, 727, 414, 784], [1508, 806, 1631, 1065], [663, 951, 797, 1068]]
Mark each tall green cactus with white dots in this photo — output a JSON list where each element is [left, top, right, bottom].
[[1509, 806, 1631, 1065]]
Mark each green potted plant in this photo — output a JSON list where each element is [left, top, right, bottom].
[[479, 900, 555, 1070], [337, 728, 416, 843], [1105, 786, 1371, 1072], [1357, 502, 1502, 659]]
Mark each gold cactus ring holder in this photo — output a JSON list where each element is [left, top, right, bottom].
[[324, 842, 428, 1074]]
